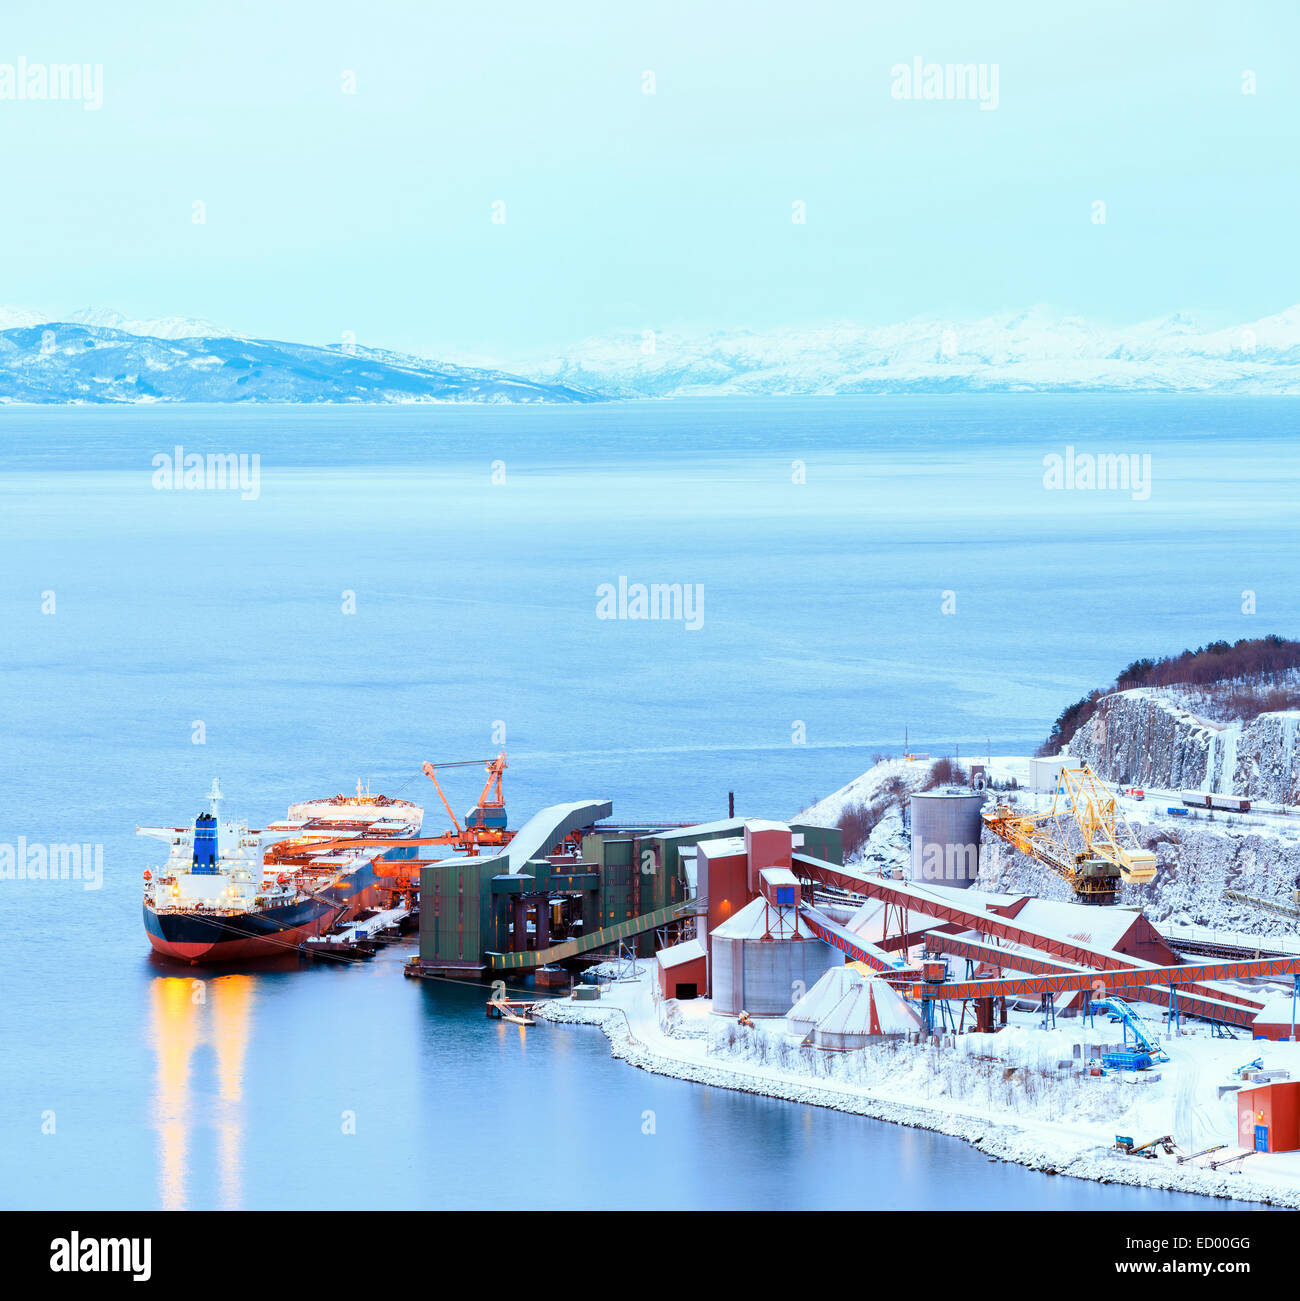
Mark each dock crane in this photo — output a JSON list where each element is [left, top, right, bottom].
[[269, 751, 517, 874], [420, 752, 514, 856], [982, 763, 1157, 905]]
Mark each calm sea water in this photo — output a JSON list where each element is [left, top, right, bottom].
[[1, 396, 1293, 1209]]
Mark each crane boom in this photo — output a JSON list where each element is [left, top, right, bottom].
[[981, 763, 1157, 905]]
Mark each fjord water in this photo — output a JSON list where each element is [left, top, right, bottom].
[[1, 396, 1293, 1210]]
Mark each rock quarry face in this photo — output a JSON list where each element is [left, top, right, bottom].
[[981, 819, 1300, 931], [1066, 690, 1300, 803]]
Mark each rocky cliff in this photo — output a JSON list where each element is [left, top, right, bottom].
[[1065, 689, 1300, 803], [982, 817, 1300, 932]]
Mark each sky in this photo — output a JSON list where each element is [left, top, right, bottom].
[[0, 1, 1296, 360]]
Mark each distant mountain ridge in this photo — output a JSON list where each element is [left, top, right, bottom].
[[0, 322, 598, 404], [5, 303, 1300, 402], [518, 305, 1300, 397]]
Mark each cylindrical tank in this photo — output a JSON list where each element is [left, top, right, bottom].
[[712, 934, 743, 1016], [737, 935, 840, 1016], [909, 789, 984, 889], [712, 932, 840, 1017]]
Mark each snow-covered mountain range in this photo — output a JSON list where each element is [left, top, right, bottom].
[[519, 305, 1300, 397], [4, 303, 1300, 402], [0, 318, 597, 404]]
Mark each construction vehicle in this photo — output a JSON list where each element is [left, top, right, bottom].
[[1114, 1134, 1176, 1158], [982, 764, 1157, 904]]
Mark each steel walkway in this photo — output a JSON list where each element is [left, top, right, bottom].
[[487, 900, 697, 971]]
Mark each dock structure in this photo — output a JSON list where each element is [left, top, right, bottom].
[[304, 905, 411, 960], [406, 799, 843, 980]]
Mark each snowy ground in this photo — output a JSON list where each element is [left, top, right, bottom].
[[534, 959, 1300, 1207]]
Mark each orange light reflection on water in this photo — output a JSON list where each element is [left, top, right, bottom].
[[148, 974, 255, 1210]]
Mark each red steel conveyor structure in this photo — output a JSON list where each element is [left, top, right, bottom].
[[791, 854, 1268, 1024], [907, 955, 1300, 1005]]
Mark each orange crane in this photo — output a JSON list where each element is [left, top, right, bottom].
[[982, 763, 1157, 905], [268, 752, 516, 877], [420, 752, 514, 855]]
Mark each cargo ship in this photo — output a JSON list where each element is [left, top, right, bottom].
[[139, 779, 423, 964]]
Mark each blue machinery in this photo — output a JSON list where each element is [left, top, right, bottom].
[[1089, 995, 1169, 1068]]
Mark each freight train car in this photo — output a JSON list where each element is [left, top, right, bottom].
[[1180, 792, 1251, 812]]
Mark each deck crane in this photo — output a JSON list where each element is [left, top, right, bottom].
[[271, 751, 517, 875], [981, 763, 1157, 905]]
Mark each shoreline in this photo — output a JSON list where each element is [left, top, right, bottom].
[[533, 996, 1294, 1209]]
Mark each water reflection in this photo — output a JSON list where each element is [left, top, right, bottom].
[[148, 975, 255, 1209]]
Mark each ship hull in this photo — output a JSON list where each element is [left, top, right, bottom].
[[144, 867, 383, 965]]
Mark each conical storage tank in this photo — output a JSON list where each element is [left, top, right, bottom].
[[810, 978, 922, 1050], [786, 966, 863, 1029], [909, 788, 985, 889]]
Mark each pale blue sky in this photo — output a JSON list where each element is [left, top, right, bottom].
[[0, 1, 1294, 359]]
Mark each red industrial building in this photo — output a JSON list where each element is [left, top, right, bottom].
[[1237, 1081, 1300, 1153], [1251, 994, 1300, 1041], [659, 820, 821, 1004], [656, 938, 706, 1000]]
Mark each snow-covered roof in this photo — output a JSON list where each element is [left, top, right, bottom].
[[745, 819, 790, 833], [655, 818, 748, 842], [1004, 899, 1140, 954], [787, 966, 863, 1025], [910, 882, 1030, 910], [711, 894, 810, 941], [1253, 994, 1300, 1027], [656, 938, 706, 970], [697, 836, 746, 860], [815, 979, 921, 1038], [844, 896, 948, 944]]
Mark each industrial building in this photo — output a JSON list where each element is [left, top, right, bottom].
[[409, 797, 842, 978], [809, 975, 921, 1050], [656, 938, 706, 1000], [710, 886, 840, 1016], [1238, 1081, 1300, 1153], [1028, 754, 1073, 791], [1250, 994, 1300, 1041]]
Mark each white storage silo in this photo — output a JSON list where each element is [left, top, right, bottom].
[[710, 896, 842, 1016], [909, 788, 985, 889]]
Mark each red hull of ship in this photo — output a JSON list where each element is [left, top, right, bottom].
[[146, 883, 384, 965]]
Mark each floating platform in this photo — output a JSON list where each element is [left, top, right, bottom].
[[404, 957, 488, 979], [486, 998, 536, 1023], [303, 905, 411, 960]]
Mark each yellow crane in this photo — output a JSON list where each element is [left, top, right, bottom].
[[982, 764, 1157, 905]]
